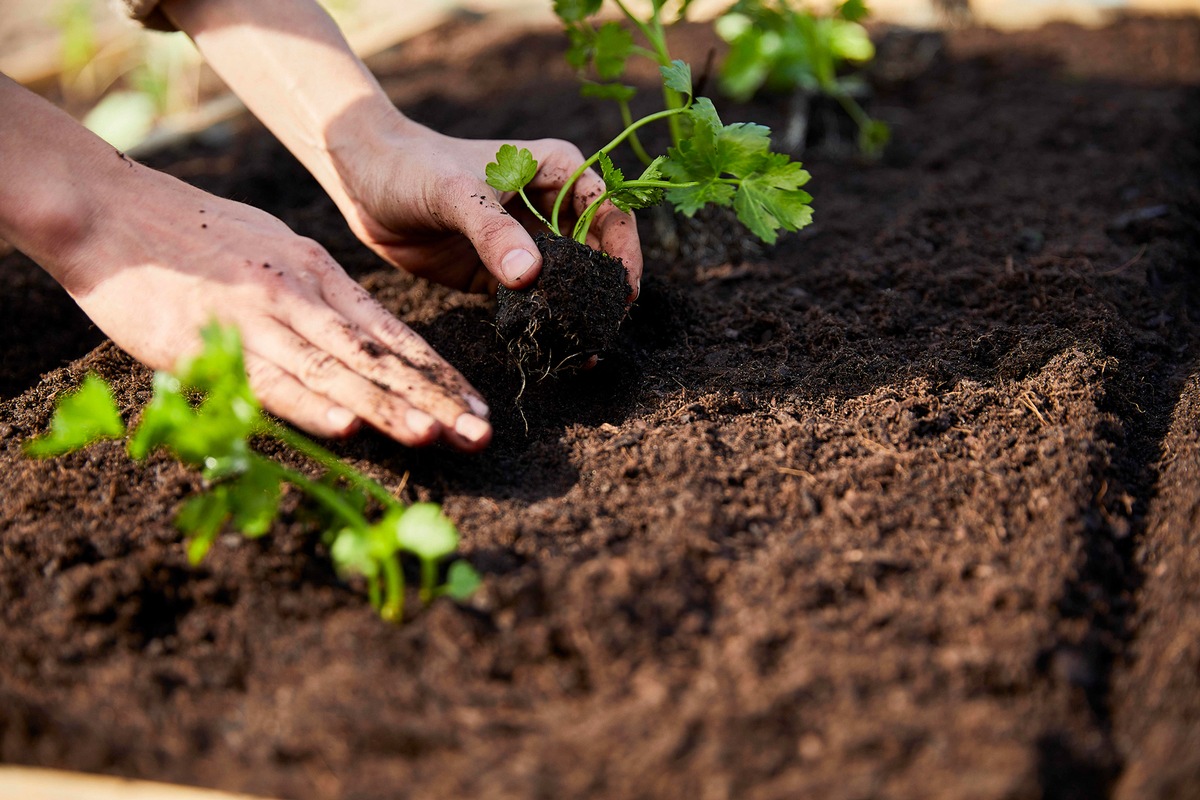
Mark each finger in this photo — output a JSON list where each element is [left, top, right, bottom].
[[244, 355, 361, 439], [529, 144, 642, 300], [244, 326, 442, 448], [281, 302, 492, 452], [588, 206, 643, 301], [318, 274, 491, 420], [444, 176, 542, 290]]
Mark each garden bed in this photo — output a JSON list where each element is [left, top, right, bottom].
[[2, 13, 1199, 800]]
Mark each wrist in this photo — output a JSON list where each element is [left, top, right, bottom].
[[322, 108, 440, 234]]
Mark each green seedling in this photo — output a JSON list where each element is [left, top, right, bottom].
[[554, 0, 697, 161], [716, 0, 889, 156], [486, 60, 813, 246], [26, 323, 480, 622]]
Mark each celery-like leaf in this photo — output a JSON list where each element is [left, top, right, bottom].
[[733, 153, 813, 244], [593, 22, 634, 80], [660, 60, 694, 96], [838, 0, 870, 23], [553, 0, 602, 23], [227, 458, 282, 537], [442, 561, 482, 600], [177, 489, 231, 564], [598, 153, 666, 213], [331, 528, 379, 578], [25, 374, 125, 457], [485, 144, 538, 194], [395, 502, 459, 561]]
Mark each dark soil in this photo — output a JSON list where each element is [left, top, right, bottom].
[[3, 13, 1200, 800], [495, 232, 630, 377]]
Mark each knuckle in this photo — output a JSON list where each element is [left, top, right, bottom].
[[296, 346, 340, 385]]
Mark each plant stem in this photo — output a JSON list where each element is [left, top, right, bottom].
[[518, 187, 555, 234], [551, 104, 691, 233], [261, 419, 402, 510], [572, 178, 702, 243], [420, 558, 437, 604], [261, 456, 367, 531], [612, 0, 684, 145], [618, 99, 653, 166], [381, 554, 404, 621]]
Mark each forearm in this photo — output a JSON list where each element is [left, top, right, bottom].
[[0, 74, 129, 288], [159, 0, 413, 219]]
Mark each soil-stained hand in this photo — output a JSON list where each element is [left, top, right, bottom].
[[60, 164, 492, 450], [332, 124, 644, 301]]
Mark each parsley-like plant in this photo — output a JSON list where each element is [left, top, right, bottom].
[[716, 0, 890, 156], [26, 324, 481, 622], [486, 60, 813, 246]]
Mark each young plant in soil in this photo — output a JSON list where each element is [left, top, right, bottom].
[[486, 60, 813, 376], [554, 0, 697, 164], [716, 0, 890, 156], [25, 324, 481, 622]]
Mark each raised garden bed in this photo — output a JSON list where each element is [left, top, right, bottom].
[[2, 13, 1199, 800]]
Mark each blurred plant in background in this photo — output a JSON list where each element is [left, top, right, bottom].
[[716, 0, 889, 155], [43, 0, 358, 151]]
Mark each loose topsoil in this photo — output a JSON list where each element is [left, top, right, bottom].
[[2, 14, 1199, 800]]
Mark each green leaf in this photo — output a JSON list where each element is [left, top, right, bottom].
[[441, 561, 482, 601], [829, 19, 875, 62], [25, 374, 125, 457], [838, 0, 870, 23], [732, 154, 814, 244], [598, 151, 624, 191], [667, 100, 771, 181], [176, 489, 232, 564], [331, 527, 379, 579], [227, 458, 282, 537], [485, 144, 539, 194], [603, 154, 667, 214], [660, 60, 694, 97], [553, 0, 603, 23], [666, 181, 736, 216], [580, 82, 638, 103], [395, 502, 459, 561], [593, 22, 634, 80]]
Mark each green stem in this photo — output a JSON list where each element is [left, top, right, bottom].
[[261, 419, 401, 511], [551, 104, 691, 233], [368, 574, 381, 610], [420, 558, 437, 605], [618, 99, 653, 166], [262, 456, 367, 531], [573, 178, 702, 243], [612, 0, 684, 145], [518, 187, 555, 234], [381, 554, 404, 621]]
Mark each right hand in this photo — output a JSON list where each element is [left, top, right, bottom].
[[58, 162, 492, 450]]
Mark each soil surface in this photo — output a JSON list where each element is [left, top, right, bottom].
[[3, 14, 1199, 800]]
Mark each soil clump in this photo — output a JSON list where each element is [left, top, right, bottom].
[[495, 232, 630, 377]]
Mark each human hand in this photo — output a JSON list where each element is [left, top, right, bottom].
[[57, 163, 492, 450], [329, 122, 644, 300]]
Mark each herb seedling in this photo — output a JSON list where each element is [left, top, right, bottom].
[[26, 323, 480, 622], [554, 0, 696, 161], [716, 0, 890, 156], [486, 60, 813, 246]]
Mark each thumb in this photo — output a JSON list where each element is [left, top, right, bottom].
[[454, 193, 543, 290]]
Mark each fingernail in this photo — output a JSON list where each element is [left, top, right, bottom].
[[327, 406, 357, 431], [455, 413, 491, 444], [500, 249, 537, 284], [405, 409, 437, 436], [465, 394, 489, 418]]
